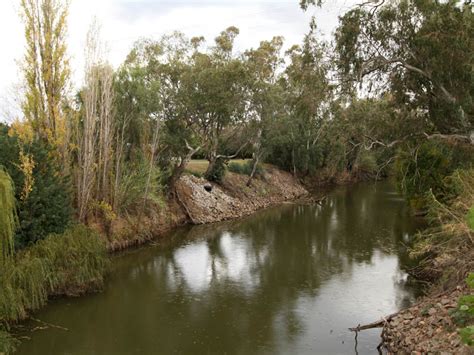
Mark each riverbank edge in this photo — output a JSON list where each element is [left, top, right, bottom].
[[104, 165, 310, 252], [2, 166, 311, 353], [357, 170, 474, 354]]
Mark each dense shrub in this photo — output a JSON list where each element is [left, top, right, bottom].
[[204, 159, 226, 182], [114, 159, 165, 215], [396, 140, 474, 209], [410, 169, 474, 288], [0, 124, 73, 247], [354, 150, 377, 176]]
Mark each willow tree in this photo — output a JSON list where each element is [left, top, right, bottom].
[[20, 0, 70, 151], [0, 168, 17, 262]]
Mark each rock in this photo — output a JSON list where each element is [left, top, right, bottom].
[[204, 183, 213, 192]]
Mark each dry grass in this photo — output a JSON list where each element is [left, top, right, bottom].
[[410, 169, 474, 290], [186, 159, 249, 175]]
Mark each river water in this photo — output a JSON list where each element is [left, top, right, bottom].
[[17, 181, 423, 354]]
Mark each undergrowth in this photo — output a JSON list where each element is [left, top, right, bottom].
[[410, 169, 474, 290], [0, 224, 109, 351]]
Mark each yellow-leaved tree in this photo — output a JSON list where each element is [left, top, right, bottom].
[[20, 0, 70, 160]]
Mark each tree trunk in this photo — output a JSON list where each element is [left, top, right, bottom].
[[246, 154, 260, 187], [168, 142, 200, 195]]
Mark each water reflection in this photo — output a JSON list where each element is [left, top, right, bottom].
[[17, 181, 423, 355]]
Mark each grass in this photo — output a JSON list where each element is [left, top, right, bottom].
[[186, 159, 249, 175], [0, 224, 109, 353], [410, 169, 474, 289]]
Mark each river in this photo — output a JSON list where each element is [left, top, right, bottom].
[[17, 181, 423, 354]]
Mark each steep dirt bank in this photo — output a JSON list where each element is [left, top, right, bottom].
[[106, 166, 308, 251], [175, 166, 308, 224]]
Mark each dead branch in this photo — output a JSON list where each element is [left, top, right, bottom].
[[349, 311, 399, 332]]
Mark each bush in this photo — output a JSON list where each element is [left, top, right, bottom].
[[205, 159, 226, 182], [410, 169, 474, 288], [0, 124, 73, 247], [114, 159, 165, 215], [0, 225, 108, 325], [228, 160, 264, 177], [354, 150, 377, 175], [228, 161, 244, 174], [396, 140, 474, 209]]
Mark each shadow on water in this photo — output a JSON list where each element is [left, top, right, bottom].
[[17, 181, 424, 355]]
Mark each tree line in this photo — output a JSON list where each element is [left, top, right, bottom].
[[0, 0, 473, 249]]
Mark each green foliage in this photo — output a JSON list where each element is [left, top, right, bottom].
[[0, 168, 17, 262], [467, 207, 474, 232], [0, 225, 108, 325], [354, 150, 377, 175], [204, 159, 226, 183], [0, 329, 18, 354], [114, 159, 165, 215], [410, 169, 474, 288], [228, 160, 264, 177], [0, 124, 73, 247], [396, 141, 473, 208], [459, 326, 474, 346], [451, 295, 474, 327], [467, 273, 474, 289], [335, 1, 473, 135]]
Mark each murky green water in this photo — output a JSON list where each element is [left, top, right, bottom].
[[17, 181, 423, 355]]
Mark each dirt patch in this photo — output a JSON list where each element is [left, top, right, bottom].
[[382, 286, 473, 354], [175, 166, 308, 224]]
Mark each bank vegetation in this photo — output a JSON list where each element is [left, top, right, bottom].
[[0, 0, 473, 352]]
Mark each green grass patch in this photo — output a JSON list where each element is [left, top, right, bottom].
[[467, 206, 474, 231]]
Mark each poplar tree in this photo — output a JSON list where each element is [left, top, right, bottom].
[[20, 0, 70, 149]]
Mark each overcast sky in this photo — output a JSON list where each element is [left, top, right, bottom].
[[0, 0, 359, 120]]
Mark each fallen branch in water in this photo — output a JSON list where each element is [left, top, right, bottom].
[[349, 311, 399, 332], [30, 317, 69, 331]]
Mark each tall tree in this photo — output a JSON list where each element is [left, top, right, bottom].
[[20, 0, 70, 151], [187, 27, 249, 179], [244, 36, 285, 185], [76, 21, 115, 221]]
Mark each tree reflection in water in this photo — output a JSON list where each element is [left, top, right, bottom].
[[17, 181, 424, 355]]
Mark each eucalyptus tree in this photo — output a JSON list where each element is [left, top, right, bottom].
[[334, 0, 473, 143], [186, 27, 250, 180], [268, 29, 332, 176], [150, 33, 206, 193], [244, 37, 285, 185]]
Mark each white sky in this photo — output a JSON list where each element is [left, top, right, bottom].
[[0, 0, 360, 121]]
